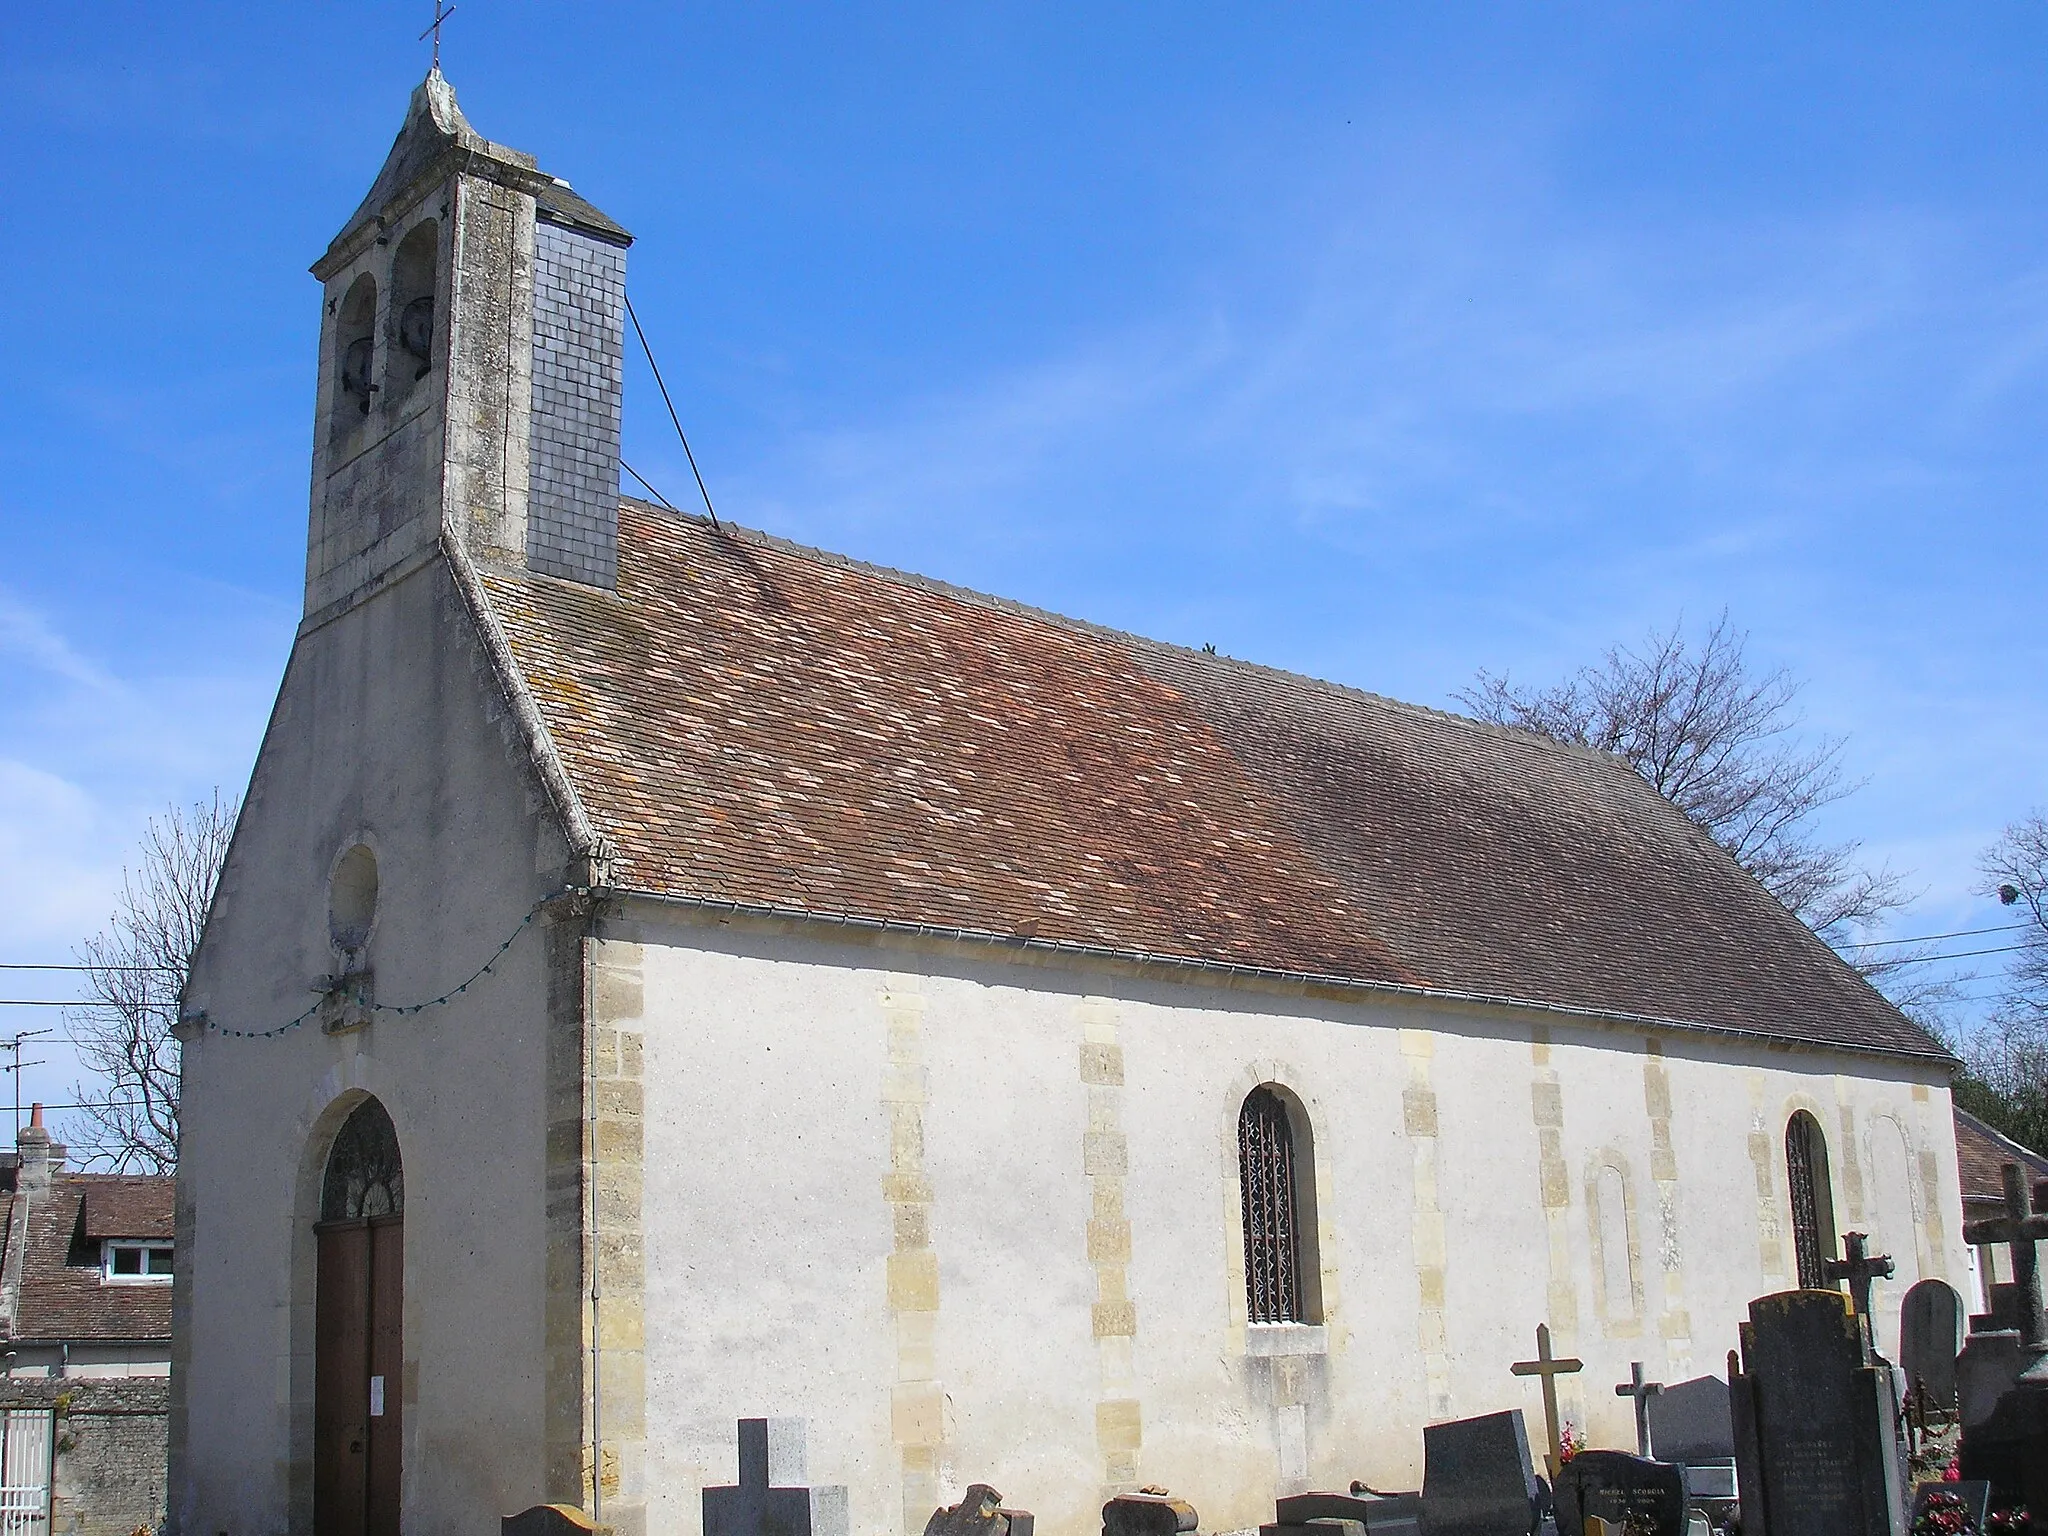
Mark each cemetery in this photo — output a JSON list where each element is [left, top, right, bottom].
[[487, 1160, 2048, 1536]]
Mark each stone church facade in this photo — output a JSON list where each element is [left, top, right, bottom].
[[170, 72, 1967, 1536]]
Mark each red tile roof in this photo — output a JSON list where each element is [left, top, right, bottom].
[[2, 1175, 172, 1344], [1954, 1106, 2048, 1211], [483, 504, 1949, 1062]]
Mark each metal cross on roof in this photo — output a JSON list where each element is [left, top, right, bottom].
[[1614, 1361, 1662, 1459], [1510, 1322, 1583, 1480], [420, 1, 457, 72]]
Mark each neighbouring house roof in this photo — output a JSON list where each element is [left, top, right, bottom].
[[1954, 1106, 2048, 1215], [0, 1173, 172, 1345], [483, 502, 1951, 1064]]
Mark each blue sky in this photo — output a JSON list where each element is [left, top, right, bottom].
[[3, 4, 2045, 1113]]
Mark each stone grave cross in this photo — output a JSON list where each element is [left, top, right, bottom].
[[1510, 1321, 1583, 1479], [1822, 1231, 1896, 1339], [1961, 1161, 2048, 1365], [703, 1418, 849, 1536], [1613, 1362, 1662, 1459]]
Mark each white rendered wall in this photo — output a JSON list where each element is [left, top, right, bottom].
[[632, 917, 1963, 1536], [174, 558, 570, 1534]]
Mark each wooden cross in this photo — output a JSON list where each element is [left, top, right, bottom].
[[1823, 1231, 1896, 1339], [1613, 1361, 1662, 1459], [1510, 1322, 1583, 1479], [420, 1, 457, 72], [1962, 1160, 2048, 1355]]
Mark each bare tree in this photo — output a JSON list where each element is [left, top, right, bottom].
[[63, 793, 238, 1173], [1457, 613, 1908, 945], [1984, 810, 2048, 1024], [1947, 811, 2048, 1152]]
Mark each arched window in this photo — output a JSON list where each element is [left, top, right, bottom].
[[1786, 1109, 1837, 1289], [1240, 1086, 1314, 1324], [331, 273, 378, 440], [322, 1097, 404, 1221], [386, 220, 439, 407]]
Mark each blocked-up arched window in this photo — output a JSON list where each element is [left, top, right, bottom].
[[1240, 1086, 1310, 1323], [1786, 1109, 1837, 1289]]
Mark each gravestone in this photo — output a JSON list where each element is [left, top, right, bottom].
[[1264, 1490, 1421, 1536], [1906, 1481, 1990, 1535], [1957, 1161, 2048, 1519], [1553, 1451, 1685, 1536], [703, 1418, 850, 1536], [1644, 1377, 1732, 1466], [1644, 1376, 1737, 1505], [504, 1507, 608, 1536], [1418, 1409, 1544, 1536], [1899, 1279, 1965, 1410], [1727, 1289, 1906, 1536], [1103, 1492, 1198, 1536], [926, 1485, 1035, 1536]]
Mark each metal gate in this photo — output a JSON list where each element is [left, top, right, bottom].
[[0, 1408, 52, 1535]]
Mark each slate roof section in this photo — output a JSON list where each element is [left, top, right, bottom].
[[1954, 1106, 2048, 1212], [483, 502, 1950, 1063], [2, 1175, 172, 1344]]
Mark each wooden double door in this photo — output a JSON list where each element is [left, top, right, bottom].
[[315, 1215, 403, 1535]]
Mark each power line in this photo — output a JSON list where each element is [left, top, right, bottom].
[[1839, 922, 2033, 950], [623, 293, 722, 532], [1862, 942, 2037, 968], [0, 963, 176, 974]]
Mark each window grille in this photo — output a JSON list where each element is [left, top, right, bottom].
[[1239, 1087, 1304, 1324], [322, 1097, 405, 1222], [1786, 1110, 1829, 1289]]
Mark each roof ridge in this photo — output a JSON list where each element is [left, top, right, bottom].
[[618, 497, 1642, 780], [1956, 1103, 2048, 1170]]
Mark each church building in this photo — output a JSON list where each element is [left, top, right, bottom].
[[171, 73, 1967, 1536]]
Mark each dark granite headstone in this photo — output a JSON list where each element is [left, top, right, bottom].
[[1900, 1279, 1965, 1409], [1103, 1493, 1198, 1536], [1906, 1481, 1990, 1535], [1553, 1451, 1685, 1536], [1644, 1377, 1734, 1465], [1418, 1409, 1543, 1536], [926, 1486, 1034, 1536], [504, 1507, 609, 1536], [1727, 1290, 1906, 1536], [1955, 1329, 2028, 1430], [703, 1418, 850, 1536], [1266, 1492, 1421, 1536]]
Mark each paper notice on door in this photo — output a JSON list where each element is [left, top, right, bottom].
[[370, 1375, 385, 1417]]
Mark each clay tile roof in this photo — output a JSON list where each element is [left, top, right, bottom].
[[482, 503, 1951, 1062], [81, 1181, 175, 1241], [8, 1175, 172, 1344], [1953, 1106, 2048, 1209]]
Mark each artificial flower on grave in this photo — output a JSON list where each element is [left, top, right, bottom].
[[1911, 1488, 1976, 1536]]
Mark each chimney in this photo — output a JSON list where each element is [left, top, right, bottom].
[[18, 1105, 64, 1195]]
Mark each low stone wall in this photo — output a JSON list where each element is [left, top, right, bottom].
[[0, 1377, 167, 1536]]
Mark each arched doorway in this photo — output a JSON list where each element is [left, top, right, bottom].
[[315, 1097, 404, 1535], [1785, 1109, 1837, 1291]]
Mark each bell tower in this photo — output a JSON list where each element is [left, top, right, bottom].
[[305, 70, 632, 619]]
